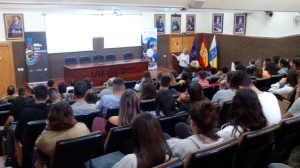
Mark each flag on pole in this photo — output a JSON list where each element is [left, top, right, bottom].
[[209, 35, 218, 68], [189, 35, 197, 63], [199, 34, 208, 68]]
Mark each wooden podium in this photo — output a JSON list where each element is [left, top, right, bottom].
[[169, 52, 181, 72]]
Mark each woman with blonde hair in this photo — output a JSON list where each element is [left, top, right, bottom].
[[172, 48, 190, 74]]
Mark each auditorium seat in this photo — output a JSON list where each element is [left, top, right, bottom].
[[233, 124, 279, 168], [124, 52, 133, 60], [7, 98, 15, 103], [218, 101, 232, 127], [270, 115, 300, 163], [169, 83, 180, 92], [153, 158, 183, 168], [139, 99, 155, 112], [79, 56, 91, 64], [213, 84, 220, 95], [74, 110, 101, 131], [34, 131, 104, 168], [0, 103, 11, 111], [65, 56, 78, 65], [104, 125, 133, 154], [106, 53, 116, 62], [184, 138, 238, 168], [271, 74, 283, 85], [158, 111, 189, 137], [0, 110, 9, 126], [93, 54, 104, 63], [104, 106, 119, 120], [124, 80, 136, 89], [180, 82, 190, 93], [254, 77, 271, 91], [208, 77, 219, 84], [17, 119, 46, 168], [202, 86, 213, 100]]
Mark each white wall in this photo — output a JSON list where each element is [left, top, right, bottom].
[[1, 10, 300, 41]]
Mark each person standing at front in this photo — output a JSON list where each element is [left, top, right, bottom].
[[172, 48, 189, 74]]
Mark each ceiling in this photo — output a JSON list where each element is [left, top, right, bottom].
[[0, 0, 299, 13]]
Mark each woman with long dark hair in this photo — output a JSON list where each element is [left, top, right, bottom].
[[263, 61, 278, 78], [134, 70, 152, 91], [217, 88, 267, 139], [269, 68, 298, 98], [105, 89, 141, 133], [155, 90, 178, 117], [139, 82, 156, 101], [167, 100, 224, 161], [113, 113, 172, 167]]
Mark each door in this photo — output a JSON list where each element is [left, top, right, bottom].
[[0, 42, 16, 97]]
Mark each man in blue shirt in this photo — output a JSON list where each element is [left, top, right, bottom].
[[97, 78, 125, 117]]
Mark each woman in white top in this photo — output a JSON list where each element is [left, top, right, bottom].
[[113, 113, 172, 168], [217, 88, 267, 139], [167, 100, 224, 162], [172, 48, 190, 74], [269, 69, 298, 98]]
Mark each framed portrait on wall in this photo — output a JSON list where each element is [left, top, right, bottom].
[[186, 14, 196, 33], [171, 14, 181, 34], [4, 13, 25, 40], [234, 14, 247, 35], [154, 14, 165, 34], [212, 13, 223, 33]]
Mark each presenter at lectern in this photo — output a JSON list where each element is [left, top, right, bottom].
[[172, 48, 189, 74]]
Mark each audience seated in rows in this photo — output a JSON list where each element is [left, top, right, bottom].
[[154, 71, 163, 84], [197, 70, 209, 87], [48, 88, 61, 105], [85, 89, 98, 104], [4, 85, 52, 167], [139, 82, 156, 101], [169, 73, 177, 85], [230, 70, 281, 125], [255, 58, 264, 67], [205, 67, 218, 81], [97, 78, 125, 117], [113, 113, 173, 167], [178, 71, 190, 86], [47, 79, 55, 89], [83, 77, 98, 93], [35, 101, 90, 168], [58, 82, 74, 101], [105, 89, 140, 134], [212, 71, 236, 106], [178, 82, 205, 112], [269, 69, 298, 98], [235, 64, 247, 71], [170, 69, 178, 79], [2, 85, 18, 101], [282, 84, 300, 119], [17, 87, 26, 98], [254, 65, 263, 78], [247, 59, 256, 69], [155, 90, 179, 117], [166, 100, 224, 161], [278, 59, 290, 75], [263, 58, 272, 69], [134, 70, 152, 91], [66, 78, 76, 93], [71, 82, 97, 114], [99, 77, 114, 99], [291, 58, 300, 71], [217, 66, 229, 81], [191, 67, 203, 82], [160, 74, 177, 94], [216, 88, 267, 139]]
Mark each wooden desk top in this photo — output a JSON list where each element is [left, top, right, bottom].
[[63, 59, 147, 70]]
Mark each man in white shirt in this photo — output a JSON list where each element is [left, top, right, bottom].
[[230, 70, 281, 125], [172, 48, 189, 74]]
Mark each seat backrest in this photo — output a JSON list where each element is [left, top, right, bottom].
[[51, 131, 104, 168], [170, 83, 181, 92], [213, 84, 220, 95], [247, 67, 255, 76], [65, 100, 76, 105], [218, 101, 232, 127], [74, 110, 101, 131], [124, 52, 133, 60], [158, 111, 189, 137], [0, 110, 10, 126], [106, 53, 116, 61], [67, 89, 74, 93], [271, 74, 283, 85], [153, 158, 183, 168], [22, 119, 46, 168], [254, 77, 271, 90], [93, 54, 104, 63], [140, 99, 156, 112], [79, 56, 91, 64], [65, 56, 78, 65], [202, 86, 213, 100], [124, 80, 136, 89], [180, 82, 190, 93], [7, 98, 15, 103], [104, 106, 119, 120], [184, 138, 238, 168], [0, 103, 11, 111], [208, 77, 219, 84], [233, 124, 279, 168], [271, 115, 300, 163], [104, 125, 133, 154]]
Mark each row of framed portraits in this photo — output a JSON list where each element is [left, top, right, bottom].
[[155, 13, 247, 35]]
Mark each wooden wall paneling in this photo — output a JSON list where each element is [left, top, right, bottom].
[[169, 35, 183, 53], [0, 42, 16, 96], [12, 42, 27, 88], [157, 35, 169, 69]]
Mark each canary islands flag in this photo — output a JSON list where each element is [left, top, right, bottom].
[[209, 35, 218, 68], [199, 34, 208, 68]]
